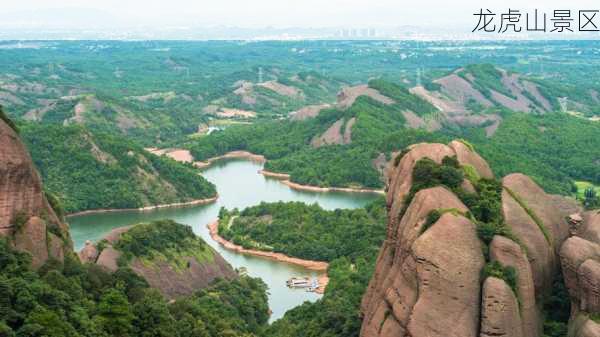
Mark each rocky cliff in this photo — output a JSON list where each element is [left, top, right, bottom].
[[561, 211, 600, 337], [80, 221, 237, 299], [0, 117, 72, 268], [360, 141, 594, 337]]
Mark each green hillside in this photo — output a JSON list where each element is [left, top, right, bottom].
[[20, 122, 216, 213]]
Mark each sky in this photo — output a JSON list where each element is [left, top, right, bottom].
[[3, 0, 600, 28], [2, 0, 600, 39]]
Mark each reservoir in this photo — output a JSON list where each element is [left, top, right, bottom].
[[68, 159, 380, 321]]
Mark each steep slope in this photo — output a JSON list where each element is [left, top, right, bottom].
[[81, 220, 237, 299], [560, 211, 600, 337], [360, 141, 579, 337], [0, 115, 72, 268], [19, 122, 216, 213]]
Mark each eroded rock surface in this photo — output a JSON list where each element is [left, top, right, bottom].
[[560, 211, 600, 336], [360, 141, 577, 337], [82, 225, 237, 298], [0, 118, 71, 268]]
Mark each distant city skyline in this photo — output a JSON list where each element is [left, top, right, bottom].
[[1, 1, 600, 40]]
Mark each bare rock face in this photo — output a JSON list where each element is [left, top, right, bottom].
[[130, 252, 237, 299], [84, 225, 236, 298], [581, 211, 600, 244], [78, 240, 99, 263], [386, 143, 457, 226], [407, 214, 484, 337], [578, 259, 600, 313], [489, 235, 540, 336], [503, 173, 571, 249], [501, 186, 554, 294], [560, 213, 600, 334], [480, 277, 523, 337], [578, 319, 600, 337], [361, 141, 576, 337], [96, 246, 121, 272], [0, 118, 71, 268], [448, 140, 493, 179], [13, 216, 48, 269]]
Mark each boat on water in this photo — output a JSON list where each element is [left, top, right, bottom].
[[287, 277, 319, 292]]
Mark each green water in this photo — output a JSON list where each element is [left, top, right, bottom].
[[68, 159, 380, 321]]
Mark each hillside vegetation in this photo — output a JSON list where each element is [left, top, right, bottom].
[[0, 237, 268, 337], [217, 199, 387, 337], [20, 123, 216, 213], [188, 76, 600, 195]]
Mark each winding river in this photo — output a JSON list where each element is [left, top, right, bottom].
[[68, 159, 379, 321]]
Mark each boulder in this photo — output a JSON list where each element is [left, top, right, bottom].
[[503, 173, 570, 249], [448, 140, 494, 179], [361, 187, 469, 337], [78, 240, 99, 263], [578, 259, 600, 313], [407, 214, 484, 337], [480, 277, 523, 337], [13, 216, 48, 269], [96, 246, 121, 272], [489, 236, 540, 336], [581, 211, 600, 244], [0, 118, 71, 268], [560, 237, 600, 303], [502, 187, 554, 294]]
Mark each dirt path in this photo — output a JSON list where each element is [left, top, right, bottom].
[[207, 220, 329, 294]]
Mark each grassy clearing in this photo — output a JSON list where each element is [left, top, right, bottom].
[[574, 180, 600, 199]]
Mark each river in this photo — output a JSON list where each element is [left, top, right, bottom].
[[68, 159, 380, 321]]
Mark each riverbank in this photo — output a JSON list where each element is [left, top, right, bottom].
[[259, 170, 385, 195], [146, 148, 266, 169], [207, 220, 329, 294], [147, 147, 384, 194], [66, 196, 218, 217], [195, 151, 266, 169]]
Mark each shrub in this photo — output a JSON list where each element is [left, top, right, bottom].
[[420, 210, 441, 235], [482, 261, 518, 295], [11, 211, 28, 231]]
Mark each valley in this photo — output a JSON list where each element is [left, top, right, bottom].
[[67, 158, 380, 321], [1, 39, 600, 337]]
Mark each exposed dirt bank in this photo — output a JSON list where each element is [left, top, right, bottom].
[[195, 151, 266, 169], [207, 220, 329, 294], [259, 170, 385, 195], [66, 196, 218, 217]]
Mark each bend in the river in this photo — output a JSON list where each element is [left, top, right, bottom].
[[68, 158, 379, 322]]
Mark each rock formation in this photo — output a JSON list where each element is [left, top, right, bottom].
[[361, 141, 584, 337], [81, 225, 237, 299], [0, 118, 72, 268], [560, 210, 600, 337]]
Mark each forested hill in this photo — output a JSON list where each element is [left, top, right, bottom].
[[19, 122, 216, 213], [187, 78, 600, 195]]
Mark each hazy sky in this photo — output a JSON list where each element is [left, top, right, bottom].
[[3, 0, 599, 28]]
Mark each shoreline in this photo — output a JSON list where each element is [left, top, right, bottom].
[[194, 151, 266, 169], [259, 169, 385, 195], [207, 220, 329, 294], [66, 196, 218, 218], [148, 147, 385, 195]]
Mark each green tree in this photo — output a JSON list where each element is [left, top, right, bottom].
[[132, 290, 177, 337], [94, 289, 134, 337]]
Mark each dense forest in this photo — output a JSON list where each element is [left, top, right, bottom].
[[218, 199, 386, 262], [3, 40, 600, 144], [19, 122, 216, 213], [188, 79, 600, 195], [217, 199, 387, 337], [0, 236, 269, 337]]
